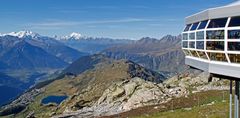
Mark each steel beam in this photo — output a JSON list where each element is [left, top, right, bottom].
[[230, 80, 232, 118], [235, 80, 239, 118]]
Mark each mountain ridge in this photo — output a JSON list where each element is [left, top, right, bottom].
[[0, 54, 166, 117], [102, 35, 186, 77]]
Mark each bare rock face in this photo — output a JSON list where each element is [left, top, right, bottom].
[[50, 70, 228, 118], [96, 77, 165, 114], [53, 77, 167, 118]]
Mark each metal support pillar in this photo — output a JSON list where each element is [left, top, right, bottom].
[[234, 80, 239, 118], [230, 80, 232, 118]]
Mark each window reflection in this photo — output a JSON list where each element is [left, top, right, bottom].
[[228, 42, 240, 51], [228, 30, 240, 39], [229, 16, 240, 27], [184, 24, 192, 32], [189, 33, 195, 40], [196, 41, 204, 49], [207, 18, 227, 28], [206, 41, 224, 51], [182, 41, 188, 48], [196, 31, 204, 40], [190, 50, 199, 57], [229, 54, 240, 64], [197, 51, 208, 59], [198, 20, 208, 30], [189, 41, 195, 48], [206, 30, 224, 39], [190, 22, 199, 31], [207, 52, 227, 62], [182, 33, 188, 40]]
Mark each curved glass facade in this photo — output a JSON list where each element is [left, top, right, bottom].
[[182, 16, 240, 64]]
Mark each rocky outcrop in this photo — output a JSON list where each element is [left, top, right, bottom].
[[2, 53, 230, 118], [53, 69, 230, 118], [95, 78, 165, 115], [53, 77, 189, 118]]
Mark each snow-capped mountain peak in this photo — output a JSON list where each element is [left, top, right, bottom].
[[70, 32, 82, 39], [61, 32, 85, 40], [1, 31, 40, 38]]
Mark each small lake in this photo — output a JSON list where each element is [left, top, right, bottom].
[[41, 95, 68, 105]]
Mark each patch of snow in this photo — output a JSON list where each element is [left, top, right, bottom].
[[1, 31, 40, 38], [61, 32, 85, 40]]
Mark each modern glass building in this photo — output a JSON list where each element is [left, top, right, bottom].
[[182, 1, 240, 78], [182, 1, 240, 118]]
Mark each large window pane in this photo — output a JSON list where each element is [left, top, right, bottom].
[[197, 31, 204, 40], [190, 22, 199, 31], [206, 30, 224, 39], [190, 50, 198, 57], [182, 41, 188, 48], [207, 18, 228, 28], [189, 33, 195, 40], [229, 54, 240, 63], [206, 41, 224, 51], [184, 24, 192, 32], [198, 20, 208, 30], [182, 33, 188, 40], [197, 51, 208, 59], [196, 41, 204, 49], [207, 52, 227, 62], [228, 42, 240, 51], [189, 41, 195, 48], [229, 16, 240, 27], [228, 30, 240, 39]]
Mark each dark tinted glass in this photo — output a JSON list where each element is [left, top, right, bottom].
[[207, 52, 227, 62], [206, 30, 224, 39], [190, 22, 199, 31], [228, 42, 240, 51], [207, 18, 228, 28], [229, 54, 240, 63], [190, 50, 198, 57], [206, 41, 224, 51], [196, 31, 204, 40], [196, 41, 204, 49], [229, 16, 240, 27], [182, 33, 188, 40], [189, 41, 195, 48], [197, 51, 208, 59], [184, 24, 192, 32], [198, 20, 208, 29], [183, 50, 191, 56], [189, 33, 195, 40], [182, 41, 188, 48], [228, 30, 240, 39]]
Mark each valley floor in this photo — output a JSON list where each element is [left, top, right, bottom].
[[102, 90, 230, 118]]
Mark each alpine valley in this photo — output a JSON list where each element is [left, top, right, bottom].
[[0, 31, 228, 118], [0, 31, 132, 106]]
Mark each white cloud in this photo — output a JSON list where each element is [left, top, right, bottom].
[[27, 18, 154, 29]]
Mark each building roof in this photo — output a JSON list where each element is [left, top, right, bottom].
[[185, 1, 240, 24]]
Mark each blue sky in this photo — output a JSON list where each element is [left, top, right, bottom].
[[0, 0, 235, 39]]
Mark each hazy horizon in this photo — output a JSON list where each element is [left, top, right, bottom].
[[0, 0, 235, 39]]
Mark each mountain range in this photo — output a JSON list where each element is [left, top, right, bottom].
[[0, 54, 166, 117], [0, 31, 87, 70], [58, 32, 134, 54], [0, 31, 87, 106], [0, 31, 191, 118], [102, 35, 187, 77], [0, 53, 227, 118]]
